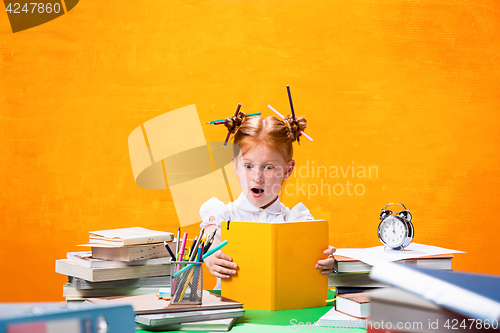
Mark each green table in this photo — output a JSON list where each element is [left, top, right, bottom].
[[136, 290, 366, 332]]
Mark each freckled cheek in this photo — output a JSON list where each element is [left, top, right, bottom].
[[235, 170, 250, 188], [264, 173, 275, 181], [264, 174, 281, 186]]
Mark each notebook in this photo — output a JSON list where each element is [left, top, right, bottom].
[[136, 317, 240, 331], [220, 219, 329, 310], [135, 308, 244, 327]]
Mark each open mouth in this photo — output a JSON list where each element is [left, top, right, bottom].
[[251, 187, 264, 198]]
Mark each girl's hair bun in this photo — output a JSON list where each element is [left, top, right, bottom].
[[224, 112, 248, 135], [283, 115, 307, 142]]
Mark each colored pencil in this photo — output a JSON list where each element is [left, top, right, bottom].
[[223, 103, 241, 149], [189, 229, 204, 262], [267, 105, 314, 142], [208, 112, 261, 125], [163, 241, 176, 261], [175, 267, 195, 302], [203, 228, 217, 254], [286, 85, 300, 145], [189, 235, 198, 259], [175, 228, 180, 257], [178, 232, 188, 261], [206, 118, 226, 124]]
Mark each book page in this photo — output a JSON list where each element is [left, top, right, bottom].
[[335, 243, 465, 266]]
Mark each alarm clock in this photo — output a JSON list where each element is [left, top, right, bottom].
[[378, 203, 414, 250]]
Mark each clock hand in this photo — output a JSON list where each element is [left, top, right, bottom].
[[392, 221, 395, 233]]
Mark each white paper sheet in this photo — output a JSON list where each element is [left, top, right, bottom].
[[334, 243, 465, 266]]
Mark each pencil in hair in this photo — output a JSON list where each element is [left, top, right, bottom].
[[286, 85, 300, 145], [223, 103, 241, 149]]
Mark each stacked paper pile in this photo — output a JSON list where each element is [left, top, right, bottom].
[[55, 227, 175, 301], [321, 243, 464, 328]]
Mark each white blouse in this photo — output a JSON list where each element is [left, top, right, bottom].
[[199, 192, 315, 230]]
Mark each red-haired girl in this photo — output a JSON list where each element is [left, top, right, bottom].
[[200, 113, 335, 289]]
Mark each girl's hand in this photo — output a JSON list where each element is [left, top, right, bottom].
[[315, 246, 336, 275], [204, 250, 238, 279]]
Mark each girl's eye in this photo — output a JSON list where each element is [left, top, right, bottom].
[[265, 165, 274, 170], [244, 164, 252, 169]]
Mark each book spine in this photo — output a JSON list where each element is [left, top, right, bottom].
[[92, 247, 130, 261], [370, 262, 500, 322]]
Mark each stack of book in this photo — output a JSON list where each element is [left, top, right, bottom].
[[367, 262, 500, 333], [323, 251, 456, 327], [87, 290, 244, 331], [55, 227, 176, 301]]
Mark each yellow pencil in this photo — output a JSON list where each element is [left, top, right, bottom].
[[176, 266, 195, 302]]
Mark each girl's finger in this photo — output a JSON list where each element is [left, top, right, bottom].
[[316, 263, 333, 270], [317, 258, 335, 266], [323, 246, 337, 255], [217, 251, 233, 262], [214, 265, 237, 275], [215, 259, 236, 269]]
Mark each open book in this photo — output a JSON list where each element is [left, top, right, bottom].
[[220, 219, 329, 311]]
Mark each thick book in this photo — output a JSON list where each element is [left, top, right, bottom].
[[336, 292, 370, 318], [55, 259, 170, 282], [328, 272, 388, 288], [90, 242, 175, 262], [86, 290, 243, 315], [220, 219, 329, 311], [334, 254, 453, 273], [63, 283, 165, 298], [69, 275, 169, 290], [135, 308, 244, 327], [368, 287, 487, 333], [370, 261, 500, 322], [88, 227, 174, 246], [336, 287, 380, 294], [67, 251, 171, 269]]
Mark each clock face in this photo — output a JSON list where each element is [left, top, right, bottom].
[[380, 216, 407, 247]]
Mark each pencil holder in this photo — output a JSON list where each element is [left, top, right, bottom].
[[170, 261, 203, 304]]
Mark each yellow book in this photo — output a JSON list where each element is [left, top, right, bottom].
[[220, 220, 329, 311]]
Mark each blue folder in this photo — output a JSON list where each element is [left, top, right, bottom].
[[0, 302, 135, 333]]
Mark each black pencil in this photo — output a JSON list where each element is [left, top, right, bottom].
[[287, 85, 300, 145]]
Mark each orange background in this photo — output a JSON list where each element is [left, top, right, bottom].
[[1, 1, 499, 302]]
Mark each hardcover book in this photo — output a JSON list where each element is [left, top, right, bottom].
[[220, 219, 329, 311]]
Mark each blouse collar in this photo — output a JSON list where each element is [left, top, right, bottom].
[[234, 192, 282, 215]]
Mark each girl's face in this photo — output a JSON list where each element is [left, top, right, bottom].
[[233, 144, 295, 208]]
